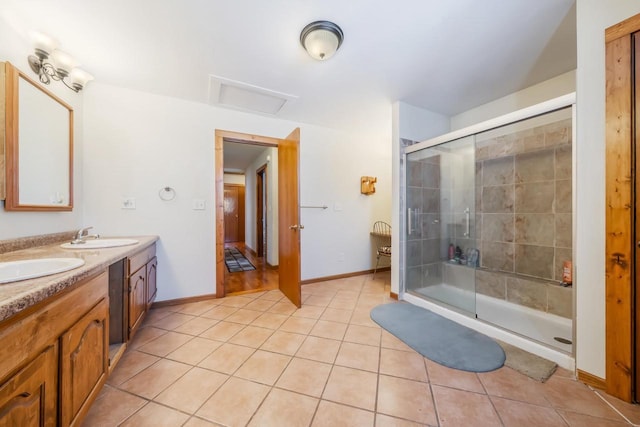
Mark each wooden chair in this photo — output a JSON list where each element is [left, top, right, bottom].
[[372, 221, 391, 279]]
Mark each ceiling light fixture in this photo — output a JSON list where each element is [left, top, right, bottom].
[[300, 20, 344, 61], [27, 31, 94, 92]]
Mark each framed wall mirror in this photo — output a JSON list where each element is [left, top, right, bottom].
[[4, 61, 73, 211]]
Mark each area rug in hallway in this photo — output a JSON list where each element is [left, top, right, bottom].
[[224, 247, 256, 272], [370, 302, 505, 372]]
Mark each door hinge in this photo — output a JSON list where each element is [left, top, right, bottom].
[[612, 252, 627, 267]]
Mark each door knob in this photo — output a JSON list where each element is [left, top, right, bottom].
[[289, 224, 305, 230]]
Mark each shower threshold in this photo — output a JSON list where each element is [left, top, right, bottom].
[[409, 284, 573, 355]]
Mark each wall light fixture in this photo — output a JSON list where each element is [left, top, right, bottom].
[[300, 21, 344, 61], [27, 32, 93, 92]]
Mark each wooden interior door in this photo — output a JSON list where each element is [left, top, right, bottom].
[[606, 27, 634, 404], [224, 184, 245, 243], [278, 128, 301, 307], [635, 31, 640, 403], [224, 185, 239, 242], [605, 14, 640, 403]]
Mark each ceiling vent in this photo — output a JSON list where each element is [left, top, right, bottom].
[[208, 75, 297, 115]]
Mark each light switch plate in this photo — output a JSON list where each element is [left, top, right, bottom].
[[122, 197, 136, 209], [192, 199, 206, 210]]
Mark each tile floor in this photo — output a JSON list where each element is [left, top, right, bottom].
[[82, 273, 640, 427]]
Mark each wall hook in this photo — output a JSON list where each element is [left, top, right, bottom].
[[361, 176, 377, 195]]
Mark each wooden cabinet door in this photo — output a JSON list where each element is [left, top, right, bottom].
[[59, 299, 108, 427], [146, 257, 158, 309], [0, 345, 57, 427], [128, 265, 147, 339]]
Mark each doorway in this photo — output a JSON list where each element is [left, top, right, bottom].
[[256, 164, 267, 258], [215, 129, 302, 307]]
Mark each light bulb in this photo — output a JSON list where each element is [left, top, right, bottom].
[[30, 31, 57, 58], [50, 50, 77, 78], [70, 68, 94, 90], [304, 29, 340, 60]]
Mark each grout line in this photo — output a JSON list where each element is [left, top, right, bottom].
[[474, 372, 505, 426], [116, 398, 151, 425], [373, 333, 382, 425], [423, 358, 442, 427], [591, 388, 637, 426], [483, 393, 507, 426]]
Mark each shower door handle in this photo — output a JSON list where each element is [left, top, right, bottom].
[[407, 208, 413, 235], [463, 207, 470, 237]]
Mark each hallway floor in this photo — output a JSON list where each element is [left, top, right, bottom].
[[83, 273, 640, 426], [224, 242, 279, 295]]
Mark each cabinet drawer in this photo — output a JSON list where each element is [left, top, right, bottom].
[[128, 245, 156, 276], [0, 271, 108, 381]]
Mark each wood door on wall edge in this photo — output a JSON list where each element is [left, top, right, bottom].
[[278, 128, 301, 307]]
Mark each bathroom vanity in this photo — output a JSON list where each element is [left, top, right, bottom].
[[0, 235, 158, 426]]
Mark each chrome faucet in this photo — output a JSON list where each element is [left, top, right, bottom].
[[71, 226, 100, 244]]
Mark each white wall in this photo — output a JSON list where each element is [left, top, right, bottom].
[[244, 147, 278, 266], [575, 0, 640, 379], [82, 83, 392, 301], [223, 173, 244, 185], [450, 71, 576, 130], [391, 102, 450, 293], [0, 19, 84, 239], [300, 123, 392, 280]]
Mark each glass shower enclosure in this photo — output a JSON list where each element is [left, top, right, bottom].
[[405, 136, 477, 315], [402, 102, 574, 354]]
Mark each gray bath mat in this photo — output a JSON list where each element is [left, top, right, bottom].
[[498, 340, 557, 382], [370, 303, 505, 372]]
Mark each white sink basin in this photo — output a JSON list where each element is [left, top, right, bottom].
[[60, 238, 139, 249], [0, 258, 86, 284]]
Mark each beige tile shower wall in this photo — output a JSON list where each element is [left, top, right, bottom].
[[405, 154, 443, 290], [475, 118, 572, 318], [475, 270, 571, 318]]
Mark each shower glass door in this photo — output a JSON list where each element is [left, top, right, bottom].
[[405, 135, 477, 316]]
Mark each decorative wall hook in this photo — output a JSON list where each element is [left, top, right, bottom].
[[360, 176, 377, 195]]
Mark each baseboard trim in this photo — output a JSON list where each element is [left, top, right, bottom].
[[390, 292, 398, 300], [577, 369, 606, 390], [227, 286, 279, 297], [301, 267, 390, 285], [152, 293, 218, 308], [266, 263, 279, 270], [153, 266, 391, 305]]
